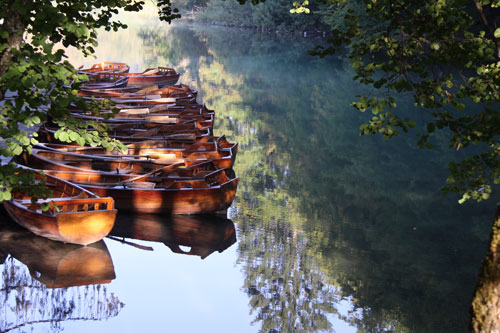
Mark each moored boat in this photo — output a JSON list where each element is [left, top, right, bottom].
[[78, 84, 197, 104], [68, 111, 215, 129], [81, 72, 129, 89], [3, 169, 117, 245], [78, 62, 130, 74], [124, 67, 180, 87], [79, 62, 179, 87], [38, 162, 239, 214], [36, 137, 237, 169], [22, 148, 185, 174], [70, 103, 213, 117], [39, 122, 212, 142]]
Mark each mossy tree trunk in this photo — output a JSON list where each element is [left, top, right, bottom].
[[471, 206, 500, 332]]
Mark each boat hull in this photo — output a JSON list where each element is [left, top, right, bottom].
[[127, 75, 180, 87], [83, 178, 238, 214], [3, 202, 117, 246]]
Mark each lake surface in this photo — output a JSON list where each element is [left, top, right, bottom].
[[0, 11, 498, 332]]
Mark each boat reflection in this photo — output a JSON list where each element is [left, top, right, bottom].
[[109, 212, 237, 259], [0, 218, 116, 288]]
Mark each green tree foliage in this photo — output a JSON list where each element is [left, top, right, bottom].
[[289, 0, 500, 204], [192, 0, 328, 31], [0, 0, 179, 201]]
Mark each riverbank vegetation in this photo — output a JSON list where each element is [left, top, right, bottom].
[[179, 0, 329, 33]]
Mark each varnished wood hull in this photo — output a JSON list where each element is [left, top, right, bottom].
[[0, 218, 115, 287], [23, 162, 239, 215], [126, 74, 180, 87], [24, 148, 189, 174], [3, 171, 117, 245], [82, 74, 129, 89], [68, 112, 214, 129], [39, 123, 212, 142], [82, 177, 238, 214], [3, 202, 116, 245], [78, 62, 130, 74], [78, 63, 179, 87], [35, 140, 236, 169], [78, 84, 197, 103]]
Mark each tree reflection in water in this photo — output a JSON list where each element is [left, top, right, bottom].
[[63, 15, 497, 331], [0, 217, 123, 332], [0, 257, 123, 332], [236, 215, 343, 332]]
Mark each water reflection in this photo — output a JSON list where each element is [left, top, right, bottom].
[[0, 224, 115, 288], [0, 217, 122, 332], [110, 213, 236, 259], [158, 23, 494, 331], [236, 214, 345, 332], [61, 15, 500, 332]]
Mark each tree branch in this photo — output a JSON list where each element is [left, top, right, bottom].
[[472, 0, 500, 58]]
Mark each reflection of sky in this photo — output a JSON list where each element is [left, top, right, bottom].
[[62, 237, 255, 332], [327, 299, 359, 333], [1, 224, 360, 332], [50, 234, 359, 332]]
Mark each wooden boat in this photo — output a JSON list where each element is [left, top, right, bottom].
[[78, 62, 130, 74], [36, 137, 237, 169], [69, 112, 215, 129], [78, 84, 197, 104], [0, 217, 115, 287], [36, 162, 239, 214], [97, 96, 178, 106], [79, 84, 196, 97], [68, 103, 215, 127], [114, 103, 212, 114], [81, 72, 129, 89], [117, 134, 238, 152], [109, 213, 236, 259], [23, 148, 185, 174], [123, 67, 180, 87], [81, 105, 215, 125], [3, 169, 117, 245], [99, 115, 213, 132], [125, 135, 238, 161], [70, 102, 213, 118], [39, 122, 212, 142], [111, 135, 237, 168], [79, 62, 179, 87], [68, 107, 214, 125]]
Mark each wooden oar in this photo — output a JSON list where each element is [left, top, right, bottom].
[[135, 85, 159, 94], [106, 235, 154, 251], [115, 161, 185, 184]]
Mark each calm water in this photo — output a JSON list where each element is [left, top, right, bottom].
[[1, 12, 497, 332]]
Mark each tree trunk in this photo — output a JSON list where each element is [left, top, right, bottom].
[[0, 2, 26, 99], [471, 206, 500, 332]]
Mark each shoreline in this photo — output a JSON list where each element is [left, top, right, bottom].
[[177, 12, 330, 38]]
